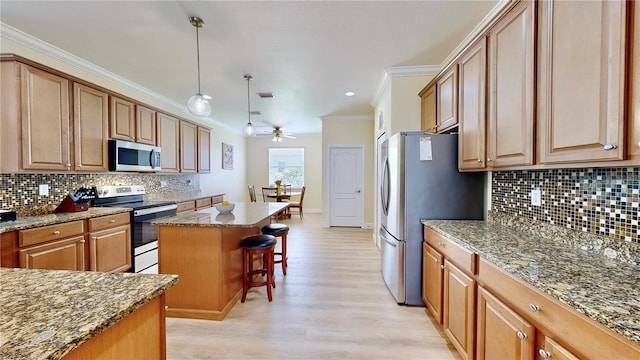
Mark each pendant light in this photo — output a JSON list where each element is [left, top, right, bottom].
[[244, 74, 255, 137], [187, 16, 212, 117]]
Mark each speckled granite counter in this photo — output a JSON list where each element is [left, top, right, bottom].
[[422, 217, 640, 345], [153, 202, 288, 228], [0, 267, 178, 360], [0, 207, 131, 234], [144, 191, 225, 203]]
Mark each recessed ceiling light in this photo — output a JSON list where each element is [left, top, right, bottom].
[[345, 91, 355, 97]]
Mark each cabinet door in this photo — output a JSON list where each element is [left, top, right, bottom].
[[157, 112, 180, 173], [180, 120, 197, 173], [629, 3, 640, 161], [136, 105, 157, 145], [198, 126, 211, 173], [421, 85, 437, 133], [20, 64, 71, 171], [73, 83, 108, 171], [19, 236, 85, 271], [477, 286, 534, 360], [536, 334, 579, 360], [458, 38, 487, 171], [422, 242, 444, 323], [537, 0, 626, 163], [443, 260, 475, 360], [89, 224, 131, 272], [437, 66, 458, 132], [487, 0, 535, 167], [109, 96, 135, 141]]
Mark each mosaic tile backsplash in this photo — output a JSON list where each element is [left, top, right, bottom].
[[492, 168, 640, 244], [0, 173, 199, 216]]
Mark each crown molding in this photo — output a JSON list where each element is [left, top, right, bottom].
[[370, 65, 439, 107], [319, 115, 373, 122], [0, 22, 237, 132]]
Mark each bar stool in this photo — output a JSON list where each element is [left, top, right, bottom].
[[261, 223, 290, 275], [240, 234, 277, 303]]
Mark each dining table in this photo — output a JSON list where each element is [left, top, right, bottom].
[[265, 190, 301, 202]]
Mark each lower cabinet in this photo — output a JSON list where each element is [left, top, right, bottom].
[[477, 285, 534, 360], [443, 260, 476, 360], [19, 236, 85, 271], [535, 334, 579, 360], [422, 242, 443, 323], [87, 213, 131, 272]]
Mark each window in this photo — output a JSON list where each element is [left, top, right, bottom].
[[268, 148, 304, 187]]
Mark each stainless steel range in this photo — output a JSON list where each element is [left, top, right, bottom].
[[93, 185, 177, 274]]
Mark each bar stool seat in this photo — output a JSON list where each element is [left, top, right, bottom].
[[240, 234, 277, 303], [261, 223, 290, 275]]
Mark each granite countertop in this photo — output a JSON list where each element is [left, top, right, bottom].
[[144, 191, 225, 204], [0, 268, 178, 360], [153, 202, 288, 228], [0, 207, 131, 234], [422, 218, 640, 345]]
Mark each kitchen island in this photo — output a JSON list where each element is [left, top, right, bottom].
[[0, 268, 177, 360], [154, 202, 288, 320]]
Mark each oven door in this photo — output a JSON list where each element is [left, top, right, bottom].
[[132, 205, 177, 249]]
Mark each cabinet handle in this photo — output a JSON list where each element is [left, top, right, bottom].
[[80, 239, 85, 243], [538, 349, 552, 359], [109, 219, 116, 223], [78, 164, 83, 168], [603, 144, 617, 151], [476, 159, 483, 163], [516, 331, 527, 340], [53, 230, 61, 235], [438, 242, 444, 247], [66, 163, 71, 169], [487, 157, 493, 162], [440, 265, 445, 270], [434, 258, 439, 263], [92, 236, 97, 241], [529, 303, 541, 312], [637, 141, 640, 148]]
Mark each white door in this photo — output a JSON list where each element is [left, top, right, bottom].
[[329, 146, 364, 227]]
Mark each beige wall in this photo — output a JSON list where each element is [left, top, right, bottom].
[[322, 118, 375, 227], [245, 135, 322, 212], [1, 35, 248, 202]]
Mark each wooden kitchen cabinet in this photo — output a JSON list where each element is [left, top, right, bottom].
[[19, 236, 86, 271], [157, 112, 181, 173], [135, 105, 157, 145], [176, 200, 196, 213], [419, 85, 437, 133], [197, 126, 211, 173], [629, 2, 640, 163], [87, 213, 131, 272], [537, 0, 627, 164], [436, 66, 458, 133], [477, 285, 534, 360], [73, 83, 109, 171], [109, 95, 136, 142], [535, 334, 579, 360], [487, 0, 535, 168], [422, 242, 444, 324], [458, 38, 487, 171], [443, 260, 476, 360], [195, 197, 212, 210], [180, 120, 198, 173]]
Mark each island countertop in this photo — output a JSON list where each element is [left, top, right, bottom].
[[0, 268, 178, 360], [153, 202, 288, 228]]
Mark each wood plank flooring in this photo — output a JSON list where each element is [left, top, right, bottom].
[[165, 214, 460, 359]]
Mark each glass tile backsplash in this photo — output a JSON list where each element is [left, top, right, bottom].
[[0, 173, 199, 216], [492, 167, 640, 243]]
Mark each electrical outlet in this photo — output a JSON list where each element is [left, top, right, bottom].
[[531, 189, 541, 206], [160, 181, 167, 188], [38, 184, 49, 196]]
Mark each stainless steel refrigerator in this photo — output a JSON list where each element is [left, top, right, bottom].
[[380, 132, 484, 305]]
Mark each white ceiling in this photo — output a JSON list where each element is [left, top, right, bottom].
[[0, 1, 499, 135]]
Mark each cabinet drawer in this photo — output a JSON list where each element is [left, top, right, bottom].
[[424, 226, 476, 274], [211, 195, 224, 205], [195, 197, 212, 209], [19, 221, 84, 247], [87, 212, 130, 232], [477, 258, 640, 359], [176, 201, 196, 213]]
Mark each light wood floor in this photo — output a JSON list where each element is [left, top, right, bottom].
[[165, 213, 460, 359]]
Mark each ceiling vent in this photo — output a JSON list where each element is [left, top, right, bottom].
[[257, 92, 275, 98]]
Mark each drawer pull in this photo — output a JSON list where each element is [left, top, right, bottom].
[[603, 144, 617, 151], [538, 349, 552, 359], [53, 230, 61, 235], [476, 159, 483, 163], [516, 331, 527, 340], [487, 157, 493, 162], [109, 219, 116, 223], [529, 303, 540, 312]]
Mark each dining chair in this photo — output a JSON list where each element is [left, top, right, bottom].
[[248, 185, 257, 202], [262, 187, 277, 202], [287, 186, 306, 219]]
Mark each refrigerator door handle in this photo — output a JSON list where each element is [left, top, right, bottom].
[[380, 158, 390, 216]]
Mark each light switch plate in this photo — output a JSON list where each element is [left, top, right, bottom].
[[38, 184, 49, 196], [531, 189, 541, 206]]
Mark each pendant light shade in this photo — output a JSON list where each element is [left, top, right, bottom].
[[244, 74, 256, 137], [187, 16, 211, 117]]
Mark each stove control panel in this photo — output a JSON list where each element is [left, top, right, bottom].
[[95, 185, 146, 198]]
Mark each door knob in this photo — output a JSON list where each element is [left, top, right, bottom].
[[356, 190, 361, 193]]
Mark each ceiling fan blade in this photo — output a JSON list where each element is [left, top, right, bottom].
[[283, 134, 296, 139]]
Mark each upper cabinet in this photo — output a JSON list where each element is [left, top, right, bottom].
[[537, 0, 627, 163], [419, 85, 437, 133], [135, 105, 157, 145], [197, 126, 211, 173], [631, 1, 640, 161], [487, 0, 535, 168], [180, 120, 198, 173], [73, 83, 109, 171], [157, 112, 180, 173], [436, 66, 458, 133], [109, 96, 135, 142]]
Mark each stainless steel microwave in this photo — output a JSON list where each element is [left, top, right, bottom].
[[108, 140, 161, 172]]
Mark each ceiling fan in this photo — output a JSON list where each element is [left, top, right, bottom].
[[256, 126, 296, 142]]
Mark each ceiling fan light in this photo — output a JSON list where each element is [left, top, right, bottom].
[[187, 94, 212, 116], [244, 122, 255, 137]]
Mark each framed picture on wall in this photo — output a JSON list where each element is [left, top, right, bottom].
[[222, 143, 233, 170]]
